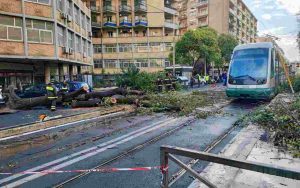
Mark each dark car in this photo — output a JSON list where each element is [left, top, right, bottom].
[[56, 81, 92, 93]]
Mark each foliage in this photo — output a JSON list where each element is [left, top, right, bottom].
[[248, 97, 300, 157], [171, 27, 221, 69], [138, 90, 228, 116], [217, 34, 238, 68], [115, 66, 166, 92], [293, 76, 300, 92]]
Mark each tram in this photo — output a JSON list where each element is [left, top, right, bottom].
[[226, 42, 286, 100]]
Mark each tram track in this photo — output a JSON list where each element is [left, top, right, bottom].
[[53, 103, 244, 188]]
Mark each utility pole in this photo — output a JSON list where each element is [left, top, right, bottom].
[[173, 35, 176, 75]]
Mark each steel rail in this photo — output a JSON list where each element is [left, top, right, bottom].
[[52, 118, 196, 188]]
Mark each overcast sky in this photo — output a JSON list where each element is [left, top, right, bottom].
[[243, 0, 300, 62]]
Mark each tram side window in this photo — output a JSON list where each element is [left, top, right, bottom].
[[271, 49, 275, 77]]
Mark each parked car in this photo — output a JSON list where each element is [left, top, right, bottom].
[[0, 86, 5, 104], [17, 84, 48, 98], [56, 81, 93, 93], [17, 81, 92, 98]]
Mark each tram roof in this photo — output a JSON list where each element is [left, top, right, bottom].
[[234, 42, 273, 51]]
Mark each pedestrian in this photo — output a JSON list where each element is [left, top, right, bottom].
[[60, 80, 69, 107], [46, 79, 58, 111], [205, 75, 210, 85], [222, 72, 227, 86], [196, 74, 201, 88], [190, 75, 194, 88]]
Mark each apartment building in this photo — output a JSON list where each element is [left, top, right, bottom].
[[0, 0, 93, 87], [178, 0, 257, 43], [85, 0, 179, 74]]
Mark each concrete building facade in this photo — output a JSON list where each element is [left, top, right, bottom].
[[0, 0, 93, 87], [177, 0, 257, 43], [85, 0, 179, 74]]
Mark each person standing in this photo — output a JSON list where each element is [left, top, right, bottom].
[[46, 79, 58, 111], [222, 72, 227, 86], [60, 80, 69, 107]]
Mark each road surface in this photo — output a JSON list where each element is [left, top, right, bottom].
[[0, 100, 261, 188]]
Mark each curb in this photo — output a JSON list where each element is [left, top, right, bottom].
[[188, 124, 264, 188], [0, 105, 134, 140]]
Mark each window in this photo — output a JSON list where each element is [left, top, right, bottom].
[[68, 31, 74, 49], [86, 17, 91, 32], [87, 42, 92, 56], [74, 6, 80, 24], [136, 59, 148, 67], [149, 43, 162, 52], [120, 60, 133, 68], [229, 48, 269, 85], [94, 44, 102, 53], [26, 0, 50, 5], [165, 43, 172, 51], [103, 44, 117, 53], [81, 12, 85, 28], [104, 60, 117, 68], [57, 25, 64, 47], [57, 0, 63, 11], [26, 19, 53, 43], [94, 59, 103, 68], [271, 49, 275, 77], [82, 39, 87, 54], [133, 43, 148, 52], [75, 35, 81, 53], [119, 44, 132, 52], [108, 31, 113, 38], [67, 0, 72, 16], [0, 15, 22, 41]]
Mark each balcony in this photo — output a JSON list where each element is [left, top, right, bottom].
[[197, 0, 208, 7], [103, 5, 116, 14], [91, 6, 101, 13], [119, 4, 132, 14], [92, 22, 102, 28], [103, 20, 117, 28], [164, 4, 177, 15], [164, 20, 178, 29], [135, 4, 147, 14], [120, 19, 133, 28], [197, 11, 208, 18], [135, 18, 148, 27]]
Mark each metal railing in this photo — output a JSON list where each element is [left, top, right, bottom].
[[160, 145, 300, 188]]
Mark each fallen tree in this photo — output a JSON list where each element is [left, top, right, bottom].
[[5, 86, 87, 110], [3, 86, 144, 110]]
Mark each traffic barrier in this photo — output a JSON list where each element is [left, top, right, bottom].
[[0, 166, 165, 175]]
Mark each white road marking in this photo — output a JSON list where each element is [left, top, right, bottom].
[[0, 117, 175, 186], [0, 111, 127, 142], [3, 118, 179, 188]]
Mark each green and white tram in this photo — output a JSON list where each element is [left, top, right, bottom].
[[226, 42, 285, 100]]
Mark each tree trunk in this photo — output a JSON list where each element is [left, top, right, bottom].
[[5, 86, 87, 110]]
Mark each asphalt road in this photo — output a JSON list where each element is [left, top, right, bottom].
[[0, 100, 260, 188]]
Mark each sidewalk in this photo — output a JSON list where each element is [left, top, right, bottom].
[[188, 124, 300, 188]]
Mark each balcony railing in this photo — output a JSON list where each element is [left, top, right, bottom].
[[91, 6, 101, 13], [135, 18, 148, 27], [92, 22, 101, 28], [103, 5, 116, 13], [119, 4, 132, 13], [120, 19, 133, 27], [103, 20, 117, 28], [135, 4, 147, 13]]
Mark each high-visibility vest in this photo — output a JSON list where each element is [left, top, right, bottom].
[[46, 86, 54, 91]]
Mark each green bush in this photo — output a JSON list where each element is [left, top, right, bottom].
[[115, 66, 166, 92], [293, 76, 300, 92]]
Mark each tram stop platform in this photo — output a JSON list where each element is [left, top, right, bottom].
[[188, 124, 300, 188]]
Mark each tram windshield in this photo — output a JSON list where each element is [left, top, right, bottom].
[[229, 48, 269, 85]]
